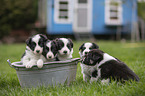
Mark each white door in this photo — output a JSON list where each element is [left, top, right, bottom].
[[73, 0, 92, 33]]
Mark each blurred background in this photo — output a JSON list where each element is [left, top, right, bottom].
[[0, 0, 145, 43]]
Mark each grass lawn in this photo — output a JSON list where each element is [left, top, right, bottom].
[[0, 40, 145, 96]]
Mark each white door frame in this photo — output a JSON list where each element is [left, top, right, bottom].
[[73, 0, 92, 33]]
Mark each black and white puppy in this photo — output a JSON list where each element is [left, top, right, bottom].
[[55, 38, 73, 61], [21, 34, 47, 68], [79, 42, 99, 58], [82, 49, 140, 83], [41, 40, 58, 62], [79, 42, 99, 82]]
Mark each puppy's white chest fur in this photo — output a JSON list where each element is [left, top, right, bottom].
[[21, 46, 43, 68], [24, 46, 41, 59], [80, 63, 95, 75]]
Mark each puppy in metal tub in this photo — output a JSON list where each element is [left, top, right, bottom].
[[21, 34, 47, 68]]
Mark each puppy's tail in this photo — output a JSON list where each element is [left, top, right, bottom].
[[127, 69, 140, 82], [133, 74, 140, 82], [120, 63, 140, 82]]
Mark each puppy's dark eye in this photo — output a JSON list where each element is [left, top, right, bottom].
[[31, 42, 36, 47], [30, 42, 36, 51], [46, 47, 49, 51]]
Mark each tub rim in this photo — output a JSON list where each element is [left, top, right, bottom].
[[7, 58, 81, 69]]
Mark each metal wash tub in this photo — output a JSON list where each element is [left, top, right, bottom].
[[7, 58, 80, 88]]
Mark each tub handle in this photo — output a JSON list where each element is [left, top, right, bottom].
[[7, 59, 14, 68], [78, 59, 82, 62]]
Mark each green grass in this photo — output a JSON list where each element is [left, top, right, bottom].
[[0, 41, 145, 96]]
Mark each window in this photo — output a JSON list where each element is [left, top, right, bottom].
[[54, 0, 72, 24], [105, 0, 122, 25], [78, 0, 87, 3]]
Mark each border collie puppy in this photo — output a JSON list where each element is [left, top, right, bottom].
[[79, 42, 99, 58], [79, 42, 99, 82], [21, 34, 47, 68], [82, 49, 140, 83], [55, 38, 73, 61], [41, 40, 58, 62]]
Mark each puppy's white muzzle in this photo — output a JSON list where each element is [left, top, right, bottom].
[[46, 52, 55, 59], [59, 48, 70, 56], [34, 45, 43, 54]]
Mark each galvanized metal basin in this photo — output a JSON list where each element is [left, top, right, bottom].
[[7, 58, 80, 88]]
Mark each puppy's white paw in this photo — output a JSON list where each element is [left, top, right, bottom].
[[90, 77, 98, 83], [101, 79, 110, 85], [37, 59, 43, 68], [25, 63, 33, 68]]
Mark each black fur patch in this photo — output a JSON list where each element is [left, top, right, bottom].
[[56, 39, 64, 50], [51, 40, 58, 56], [42, 40, 58, 58], [68, 38, 73, 48], [26, 38, 36, 51], [67, 42, 72, 51], [56, 38, 73, 51], [25, 34, 47, 51], [79, 43, 99, 52], [83, 49, 140, 82], [92, 70, 98, 78], [83, 49, 103, 66], [79, 43, 84, 51], [92, 43, 99, 49], [99, 60, 140, 82]]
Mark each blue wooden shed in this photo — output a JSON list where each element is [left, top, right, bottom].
[[39, 0, 138, 36]]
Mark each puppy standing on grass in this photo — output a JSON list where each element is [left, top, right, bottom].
[[82, 49, 140, 83], [79, 42, 99, 82], [21, 34, 48, 68], [55, 38, 73, 61]]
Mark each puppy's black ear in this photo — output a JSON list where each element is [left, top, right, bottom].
[[68, 38, 73, 48], [55, 38, 60, 41], [26, 37, 32, 46], [45, 40, 50, 45], [54, 38, 60, 48], [52, 40, 59, 49], [79, 43, 84, 51], [39, 34, 48, 41], [92, 43, 99, 49]]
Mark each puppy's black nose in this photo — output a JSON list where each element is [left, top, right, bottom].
[[85, 52, 88, 55], [63, 51, 67, 54], [36, 50, 40, 53]]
